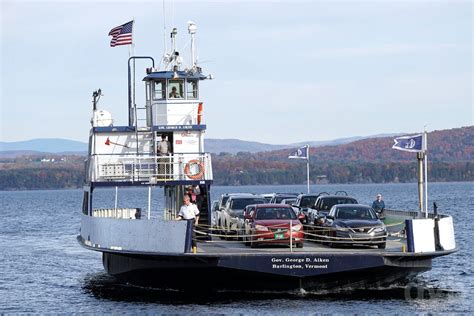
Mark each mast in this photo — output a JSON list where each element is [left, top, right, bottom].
[[188, 21, 197, 68]]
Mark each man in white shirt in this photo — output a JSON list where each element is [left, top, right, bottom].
[[157, 134, 171, 178], [157, 134, 171, 156], [176, 195, 200, 225]]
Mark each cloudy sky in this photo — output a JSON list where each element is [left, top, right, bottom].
[[1, 0, 472, 144]]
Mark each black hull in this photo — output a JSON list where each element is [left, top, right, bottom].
[[102, 251, 434, 291]]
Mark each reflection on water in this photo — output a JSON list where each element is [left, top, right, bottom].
[[82, 272, 459, 305]]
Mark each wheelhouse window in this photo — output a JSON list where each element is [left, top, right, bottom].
[[168, 79, 184, 99], [153, 80, 165, 100], [186, 79, 198, 99]]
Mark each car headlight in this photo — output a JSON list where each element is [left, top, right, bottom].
[[292, 224, 302, 231], [255, 224, 269, 231], [373, 226, 386, 233]]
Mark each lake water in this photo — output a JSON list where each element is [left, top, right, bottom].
[[0, 182, 472, 313]]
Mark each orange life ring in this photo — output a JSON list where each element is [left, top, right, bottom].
[[184, 159, 205, 180], [197, 102, 203, 125]]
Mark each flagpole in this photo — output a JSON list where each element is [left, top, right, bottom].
[[306, 145, 310, 194], [424, 129, 428, 218], [131, 18, 135, 102], [417, 152, 424, 218]]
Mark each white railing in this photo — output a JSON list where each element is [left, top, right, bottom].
[[93, 208, 142, 219], [89, 153, 213, 183]]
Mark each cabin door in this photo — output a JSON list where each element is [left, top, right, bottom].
[[164, 185, 187, 220]]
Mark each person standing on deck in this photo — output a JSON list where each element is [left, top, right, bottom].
[[176, 195, 200, 225], [157, 134, 171, 156], [157, 134, 171, 178], [176, 195, 200, 249], [372, 194, 385, 213], [193, 185, 203, 211]]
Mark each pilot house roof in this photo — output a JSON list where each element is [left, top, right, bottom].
[[143, 70, 207, 81]]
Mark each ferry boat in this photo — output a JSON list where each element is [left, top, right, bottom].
[[78, 22, 457, 291]]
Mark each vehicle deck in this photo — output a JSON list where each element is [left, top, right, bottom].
[[196, 237, 406, 255]]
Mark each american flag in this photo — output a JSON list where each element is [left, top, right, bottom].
[[108, 20, 133, 47]]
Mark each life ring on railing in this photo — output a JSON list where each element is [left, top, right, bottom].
[[184, 159, 205, 180]]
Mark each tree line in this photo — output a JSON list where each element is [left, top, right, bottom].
[[0, 160, 471, 190], [1, 126, 471, 190]]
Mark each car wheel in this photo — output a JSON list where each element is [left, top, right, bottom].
[[237, 228, 244, 241], [296, 243, 303, 248], [250, 239, 257, 248], [224, 223, 230, 240], [221, 221, 228, 240], [217, 220, 224, 239], [377, 242, 386, 249], [244, 231, 250, 246]]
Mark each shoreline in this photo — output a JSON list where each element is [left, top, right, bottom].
[[1, 180, 472, 192]]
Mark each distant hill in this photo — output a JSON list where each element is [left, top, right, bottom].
[[260, 126, 474, 163], [0, 138, 88, 153], [0, 134, 400, 156], [205, 138, 288, 153], [292, 133, 402, 149], [0, 126, 472, 189], [212, 126, 474, 185]]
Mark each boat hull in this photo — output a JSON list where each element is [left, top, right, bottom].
[[102, 251, 435, 291]]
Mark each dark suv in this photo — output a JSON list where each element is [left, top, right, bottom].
[[291, 193, 323, 223], [307, 194, 359, 226], [269, 193, 299, 204]]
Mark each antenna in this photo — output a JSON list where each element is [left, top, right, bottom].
[[171, 27, 177, 53], [188, 21, 197, 68], [162, 0, 166, 54], [92, 89, 102, 111]]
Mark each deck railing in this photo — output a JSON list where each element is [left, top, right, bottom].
[[93, 208, 142, 219], [88, 153, 213, 183]]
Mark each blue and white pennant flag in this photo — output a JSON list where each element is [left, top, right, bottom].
[[392, 134, 425, 153], [288, 146, 308, 159]]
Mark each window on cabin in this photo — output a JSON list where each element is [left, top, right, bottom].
[[168, 80, 184, 99], [153, 80, 166, 100], [186, 79, 198, 99]]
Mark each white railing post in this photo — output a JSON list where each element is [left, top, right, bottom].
[[147, 185, 151, 219], [290, 219, 293, 252], [114, 186, 118, 210]]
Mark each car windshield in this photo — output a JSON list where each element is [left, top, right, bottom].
[[231, 198, 266, 210], [320, 197, 358, 210], [335, 207, 377, 220], [256, 207, 297, 220], [282, 199, 296, 204], [300, 196, 318, 207], [264, 197, 272, 203]]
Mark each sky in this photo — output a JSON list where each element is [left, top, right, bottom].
[[1, 0, 472, 144]]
